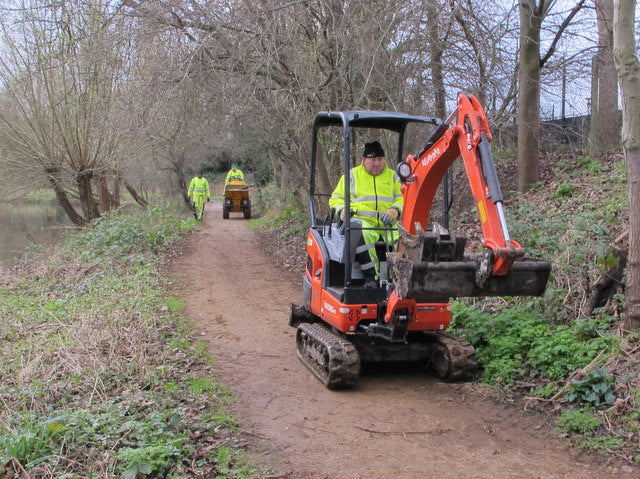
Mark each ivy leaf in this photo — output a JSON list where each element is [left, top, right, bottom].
[[584, 391, 598, 403], [123, 466, 139, 479]]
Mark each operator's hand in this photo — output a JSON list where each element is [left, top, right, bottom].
[[381, 207, 399, 226], [339, 208, 346, 222]]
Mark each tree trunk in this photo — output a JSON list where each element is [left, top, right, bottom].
[[427, 0, 446, 118], [613, 0, 640, 330], [112, 172, 121, 208], [98, 174, 112, 214], [44, 166, 86, 226], [587, 246, 627, 316], [590, 0, 620, 156], [169, 155, 191, 206], [76, 169, 100, 221], [627, 160, 640, 329], [124, 180, 149, 208], [517, 0, 544, 192]]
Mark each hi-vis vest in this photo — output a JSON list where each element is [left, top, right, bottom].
[[188, 177, 210, 197], [329, 163, 403, 228], [225, 168, 244, 184]]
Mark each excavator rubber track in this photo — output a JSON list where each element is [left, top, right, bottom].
[[424, 332, 479, 381], [296, 322, 361, 389]]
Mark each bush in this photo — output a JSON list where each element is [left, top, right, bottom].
[[555, 410, 600, 435], [450, 303, 615, 385]]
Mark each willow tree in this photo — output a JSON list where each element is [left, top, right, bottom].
[[0, 0, 147, 226], [613, 0, 640, 330]]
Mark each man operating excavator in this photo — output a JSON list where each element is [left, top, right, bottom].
[[329, 141, 403, 288]]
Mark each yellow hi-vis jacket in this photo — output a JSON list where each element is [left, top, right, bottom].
[[225, 168, 244, 184], [329, 163, 403, 229], [188, 176, 210, 198]]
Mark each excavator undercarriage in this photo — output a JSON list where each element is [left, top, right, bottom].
[[291, 304, 480, 389], [296, 322, 361, 389]]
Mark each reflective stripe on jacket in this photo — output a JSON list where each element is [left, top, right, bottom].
[[329, 163, 403, 228], [225, 169, 245, 184], [188, 177, 210, 197]]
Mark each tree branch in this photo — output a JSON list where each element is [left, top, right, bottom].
[[540, 0, 587, 68]]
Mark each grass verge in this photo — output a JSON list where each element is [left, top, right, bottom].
[[0, 205, 263, 477]]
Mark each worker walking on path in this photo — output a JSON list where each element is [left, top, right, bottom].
[[225, 163, 245, 185], [329, 141, 403, 287], [187, 170, 211, 220]]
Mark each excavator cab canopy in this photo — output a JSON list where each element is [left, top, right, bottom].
[[309, 110, 441, 288], [309, 111, 441, 227], [312, 110, 440, 131]]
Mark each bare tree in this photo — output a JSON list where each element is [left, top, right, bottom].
[[121, 1, 451, 194], [114, 0, 597, 198], [0, 0, 151, 225], [589, 0, 620, 155], [612, 0, 640, 330], [517, 0, 587, 192]]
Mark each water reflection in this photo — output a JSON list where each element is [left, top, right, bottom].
[[0, 199, 74, 268]]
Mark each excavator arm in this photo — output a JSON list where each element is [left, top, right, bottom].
[[400, 93, 522, 275], [385, 94, 550, 318]]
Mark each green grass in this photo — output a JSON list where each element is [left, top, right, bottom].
[[555, 409, 600, 435], [0, 205, 262, 477]]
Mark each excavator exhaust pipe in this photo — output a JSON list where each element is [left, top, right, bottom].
[[388, 253, 551, 301]]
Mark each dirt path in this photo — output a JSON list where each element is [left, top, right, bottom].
[[172, 200, 636, 479]]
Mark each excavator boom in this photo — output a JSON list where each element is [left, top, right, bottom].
[[387, 93, 550, 306]]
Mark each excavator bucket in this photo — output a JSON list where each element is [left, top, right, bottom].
[[388, 253, 551, 301], [388, 224, 551, 302]]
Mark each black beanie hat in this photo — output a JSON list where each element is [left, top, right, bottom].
[[363, 141, 385, 158]]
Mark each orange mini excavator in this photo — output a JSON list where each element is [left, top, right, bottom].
[[290, 93, 551, 389]]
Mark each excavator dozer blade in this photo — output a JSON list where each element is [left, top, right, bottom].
[[388, 254, 551, 302]]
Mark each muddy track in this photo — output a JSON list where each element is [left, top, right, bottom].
[[171, 200, 634, 479]]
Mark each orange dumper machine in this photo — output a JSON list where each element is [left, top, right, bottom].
[[223, 180, 251, 219]]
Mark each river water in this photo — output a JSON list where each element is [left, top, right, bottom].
[[0, 199, 74, 269]]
